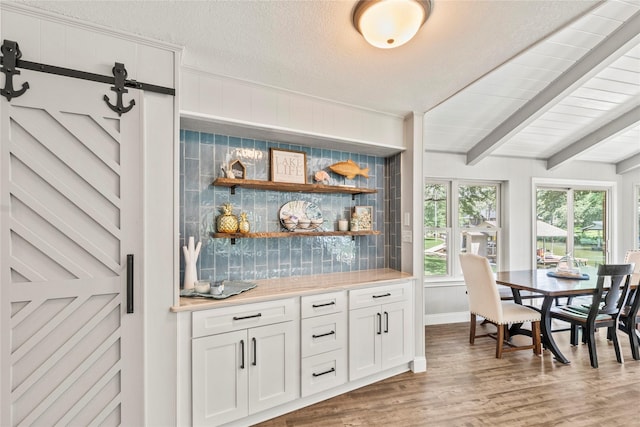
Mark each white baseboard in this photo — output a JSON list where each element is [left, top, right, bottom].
[[411, 356, 427, 373], [424, 311, 468, 325]]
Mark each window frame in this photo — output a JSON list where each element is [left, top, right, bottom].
[[532, 178, 614, 268], [635, 184, 640, 250], [424, 178, 502, 282]]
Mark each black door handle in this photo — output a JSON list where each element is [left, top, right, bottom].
[[377, 313, 382, 335], [240, 340, 245, 369], [252, 337, 257, 366], [126, 254, 134, 313], [384, 311, 389, 333]]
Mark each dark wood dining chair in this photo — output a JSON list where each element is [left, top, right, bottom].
[[459, 253, 542, 359], [550, 263, 634, 368], [618, 251, 640, 360]]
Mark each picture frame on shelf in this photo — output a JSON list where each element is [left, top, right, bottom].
[[354, 206, 373, 231], [229, 159, 246, 179], [270, 148, 307, 184]]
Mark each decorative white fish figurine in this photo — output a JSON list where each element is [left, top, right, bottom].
[[328, 159, 369, 180]]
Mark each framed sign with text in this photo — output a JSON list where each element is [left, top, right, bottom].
[[270, 148, 307, 184]]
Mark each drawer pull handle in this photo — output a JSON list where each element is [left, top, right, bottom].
[[312, 301, 336, 308], [312, 330, 335, 339], [312, 367, 336, 377], [240, 340, 245, 369], [233, 313, 262, 321], [372, 293, 391, 299]]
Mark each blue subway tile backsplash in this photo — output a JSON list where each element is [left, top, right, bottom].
[[179, 130, 402, 286]]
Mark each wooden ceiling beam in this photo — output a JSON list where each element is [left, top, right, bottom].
[[617, 151, 640, 175], [546, 104, 640, 171], [465, 10, 640, 166]]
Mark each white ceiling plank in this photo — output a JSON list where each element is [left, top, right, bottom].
[[617, 151, 640, 174], [546, 104, 640, 170], [593, 0, 640, 21], [561, 96, 625, 111], [569, 13, 625, 35], [585, 76, 640, 95], [466, 10, 640, 166], [530, 42, 588, 61]]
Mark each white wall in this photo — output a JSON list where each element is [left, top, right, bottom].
[[620, 168, 640, 253], [180, 67, 405, 154], [423, 151, 624, 325]]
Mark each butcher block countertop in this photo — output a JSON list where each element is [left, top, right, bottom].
[[170, 268, 413, 312]]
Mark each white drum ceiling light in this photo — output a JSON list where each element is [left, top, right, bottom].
[[353, 0, 432, 49]]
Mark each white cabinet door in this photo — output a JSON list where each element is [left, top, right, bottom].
[[349, 305, 382, 380], [249, 321, 299, 414], [192, 330, 248, 427], [192, 321, 298, 426], [381, 300, 413, 370]]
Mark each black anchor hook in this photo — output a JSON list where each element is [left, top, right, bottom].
[[1, 40, 30, 101], [103, 62, 135, 116]]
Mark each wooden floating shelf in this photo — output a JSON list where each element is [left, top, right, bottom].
[[212, 230, 380, 244], [212, 178, 377, 196]]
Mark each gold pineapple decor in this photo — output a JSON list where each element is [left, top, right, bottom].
[[238, 212, 250, 234], [216, 203, 239, 233]]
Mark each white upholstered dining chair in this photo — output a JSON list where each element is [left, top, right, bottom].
[[459, 253, 542, 358]]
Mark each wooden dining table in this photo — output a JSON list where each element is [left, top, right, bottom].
[[495, 268, 599, 364]]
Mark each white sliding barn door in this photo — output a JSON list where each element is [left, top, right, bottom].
[[0, 69, 143, 426]]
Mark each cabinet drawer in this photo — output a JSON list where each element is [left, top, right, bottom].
[[301, 291, 346, 318], [301, 349, 347, 397], [300, 312, 347, 358], [349, 281, 412, 310], [192, 298, 298, 338]]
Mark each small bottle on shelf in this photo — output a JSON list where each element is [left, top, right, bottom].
[[350, 212, 359, 232]]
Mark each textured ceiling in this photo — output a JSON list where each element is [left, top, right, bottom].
[[19, 0, 599, 116], [16, 0, 638, 172]]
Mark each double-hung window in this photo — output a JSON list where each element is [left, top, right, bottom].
[[424, 180, 501, 279]]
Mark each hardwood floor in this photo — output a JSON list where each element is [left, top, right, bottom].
[[256, 321, 640, 426]]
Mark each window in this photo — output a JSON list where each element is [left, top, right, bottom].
[[636, 185, 640, 250], [424, 180, 501, 279], [535, 184, 610, 269]]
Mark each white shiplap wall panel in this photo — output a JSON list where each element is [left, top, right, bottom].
[[180, 68, 405, 152]]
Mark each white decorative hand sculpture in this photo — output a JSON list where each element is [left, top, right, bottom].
[[182, 236, 202, 289]]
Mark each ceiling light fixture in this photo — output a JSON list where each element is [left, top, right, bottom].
[[353, 0, 432, 49]]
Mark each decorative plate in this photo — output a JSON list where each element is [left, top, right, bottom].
[[279, 201, 324, 231]]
